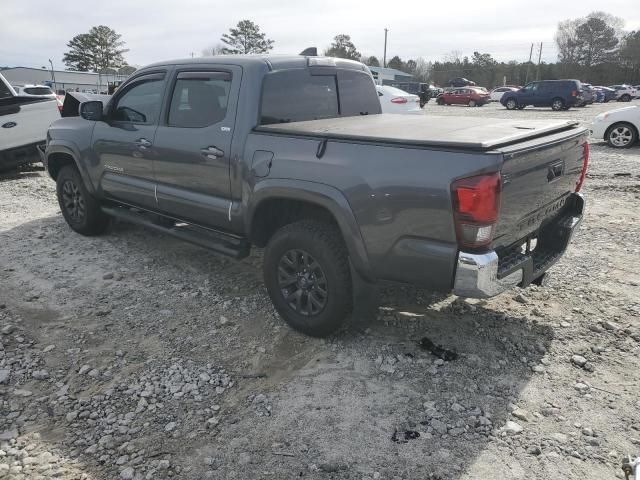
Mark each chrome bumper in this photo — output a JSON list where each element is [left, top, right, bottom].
[[453, 193, 585, 299], [453, 251, 523, 298]]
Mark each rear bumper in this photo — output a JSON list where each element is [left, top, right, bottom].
[[453, 193, 585, 298]]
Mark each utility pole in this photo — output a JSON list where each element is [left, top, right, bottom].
[[524, 43, 533, 84], [48, 59, 57, 92], [536, 42, 543, 81], [383, 28, 388, 68]]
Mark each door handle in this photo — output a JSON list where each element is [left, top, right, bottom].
[[135, 138, 152, 148], [201, 146, 224, 158]]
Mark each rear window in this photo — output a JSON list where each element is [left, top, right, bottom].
[[23, 87, 53, 95], [260, 69, 380, 125], [338, 71, 380, 116]]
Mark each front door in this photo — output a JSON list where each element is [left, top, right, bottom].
[[92, 72, 167, 209], [152, 67, 240, 229], [519, 82, 539, 106]]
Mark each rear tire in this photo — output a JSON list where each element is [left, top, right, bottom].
[[56, 165, 109, 236], [505, 98, 517, 110], [551, 98, 565, 111], [263, 220, 353, 337], [621, 94, 632, 102], [606, 122, 638, 149], [468, 100, 476, 107]]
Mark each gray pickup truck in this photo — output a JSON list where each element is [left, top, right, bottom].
[[41, 54, 588, 337]]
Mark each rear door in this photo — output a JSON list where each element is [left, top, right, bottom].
[[92, 71, 167, 209], [152, 66, 241, 228]]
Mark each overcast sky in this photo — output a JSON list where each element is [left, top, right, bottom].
[[1, 0, 639, 70]]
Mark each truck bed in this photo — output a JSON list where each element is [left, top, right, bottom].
[[256, 114, 580, 151]]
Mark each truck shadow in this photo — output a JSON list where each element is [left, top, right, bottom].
[[3, 214, 554, 479]]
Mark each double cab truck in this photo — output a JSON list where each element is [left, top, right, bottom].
[[41, 55, 589, 337]]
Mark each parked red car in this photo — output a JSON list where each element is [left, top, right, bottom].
[[436, 87, 490, 107]]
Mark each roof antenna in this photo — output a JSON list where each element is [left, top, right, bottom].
[[299, 47, 318, 56]]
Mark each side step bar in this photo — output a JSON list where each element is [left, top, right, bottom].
[[102, 206, 250, 259]]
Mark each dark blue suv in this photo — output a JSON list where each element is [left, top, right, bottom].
[[500, 80, 583, 111]]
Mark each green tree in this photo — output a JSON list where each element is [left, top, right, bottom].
[[325, 34, 361, 60], [387, 56, 404, 70], [63, 26, 128, 72], [220, 20, 274, 54], [574, 14, 619, 67], [363, 55, 380, 67], [619, 31, 640, 71], [404, 59, 417, 73]]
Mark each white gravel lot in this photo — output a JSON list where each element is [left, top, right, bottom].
[[0, 100, 639, 480]]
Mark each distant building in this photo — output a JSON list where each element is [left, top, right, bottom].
[[0, 66, 130, 94], [368, 66, 414, 84]]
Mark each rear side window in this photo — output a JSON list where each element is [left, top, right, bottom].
[[261, 70, 338, 124], [23, 87, 53, 95], [337, 71, 381, 116], [168, 71, 231, 128]]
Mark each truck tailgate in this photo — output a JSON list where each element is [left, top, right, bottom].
[[493, 128, 588, 250]]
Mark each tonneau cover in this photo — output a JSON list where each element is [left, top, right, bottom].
[[256, 114, 581, 150]]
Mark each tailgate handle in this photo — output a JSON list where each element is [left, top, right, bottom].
[[547, 162, 564, 182]]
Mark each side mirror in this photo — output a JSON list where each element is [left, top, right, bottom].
[[79, 101, 103, 121]]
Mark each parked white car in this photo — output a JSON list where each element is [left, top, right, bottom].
[[376, 85, 422, 114], [609, 85, 637, 102], [13, 84, 57, 99], [591, 105, 639, 148], [0, 73, 60, 171], [489, 86, 518, 102]]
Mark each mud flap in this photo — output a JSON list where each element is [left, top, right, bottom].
[[350, 261, 379, 326]]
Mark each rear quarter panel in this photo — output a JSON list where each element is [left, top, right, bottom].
[[244, 132, 501, 289]]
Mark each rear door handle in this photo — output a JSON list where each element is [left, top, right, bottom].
[[201, 146, 224, 158], [135, 138, 152, 148]]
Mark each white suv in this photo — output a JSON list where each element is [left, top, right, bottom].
[[609, 85, 637, 102]]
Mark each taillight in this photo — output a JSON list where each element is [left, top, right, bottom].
[[571, 90, 577, 97], [451, 173, 502, 249], [575, 142, 589, 192], [391, 97, 407, 104]]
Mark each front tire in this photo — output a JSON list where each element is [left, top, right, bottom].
[[468, 100, 476, 107], [56, 165, 109, 235], [436, 98, 444, 105], [263, 220, 353, 337], [505, 98, 517, 110], [606, 122, 638, 149], [551, 98, 565, 111]]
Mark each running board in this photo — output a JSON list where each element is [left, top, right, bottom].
[[102, 206, 250, 259]]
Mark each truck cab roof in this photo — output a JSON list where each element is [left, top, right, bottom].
[[141, 55, 369, 73]]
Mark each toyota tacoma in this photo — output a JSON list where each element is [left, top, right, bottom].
[[41, 54, 588, 337]]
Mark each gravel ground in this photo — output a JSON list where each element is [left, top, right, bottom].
[[1, 101, 639, 480]]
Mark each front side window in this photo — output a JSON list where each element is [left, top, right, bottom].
[[168, 72, 231, 128], [261, 70, 338, 124], [111, 78, 164, 124]]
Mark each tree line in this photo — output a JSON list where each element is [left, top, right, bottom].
[[62, 14, 639, 87]]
